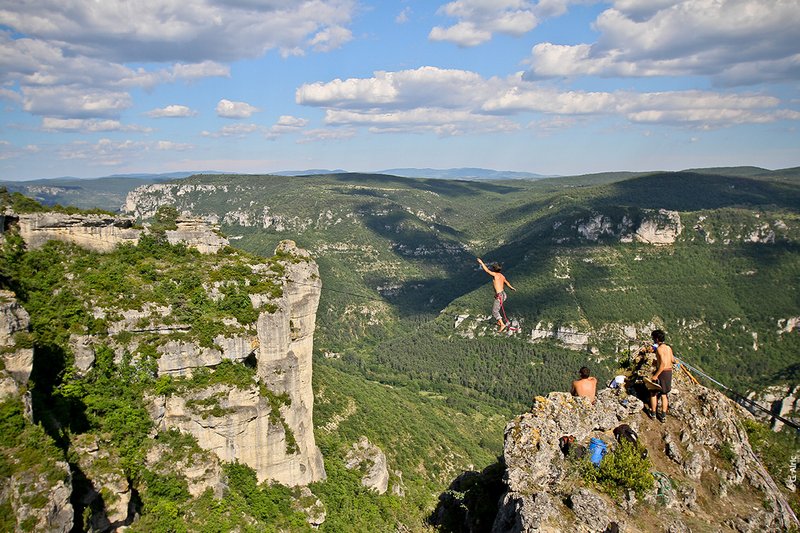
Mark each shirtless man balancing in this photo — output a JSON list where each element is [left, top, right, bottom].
[[571, 367, 597, 402], [647, 329, 675, 423], [477, 258, 516, 332]]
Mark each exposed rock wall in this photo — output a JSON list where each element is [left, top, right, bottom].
[[11, 212, 141, 252], [0, 290, 34, 399], [166, 217, 229, 254], [345, 437, 390, 494], [2, 461, 73, 533], [4, 211, 228, 254], [147, 240, 325, 486], [254, 240, 326, 485]]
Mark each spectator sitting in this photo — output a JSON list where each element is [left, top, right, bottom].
[[571, 366, 597, 403]]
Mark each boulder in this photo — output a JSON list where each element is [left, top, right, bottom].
[[344, 437, 390, 494]]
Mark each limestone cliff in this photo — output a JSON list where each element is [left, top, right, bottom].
[[2, 211, 228, 254], [0, 290, 34, 399], [141, 240, 324, 485], [492, 375, 799, 532]]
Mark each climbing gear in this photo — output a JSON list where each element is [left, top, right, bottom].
[[652, 472, 673, 505]]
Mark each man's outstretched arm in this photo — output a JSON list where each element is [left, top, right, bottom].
[[477, 258, 493, 276]]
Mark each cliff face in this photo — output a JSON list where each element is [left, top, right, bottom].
[[0, 290, 34, 399], [3, 211, 228, 254], [141, 241, 325, 486], [2, 207, 327, 530], [494, 375, 799, 533], [148, 241, 325, 485], [0, 291, 74, 532]]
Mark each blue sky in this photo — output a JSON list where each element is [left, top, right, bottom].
[[1, 0, 798, 180]]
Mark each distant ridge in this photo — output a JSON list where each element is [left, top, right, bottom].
[[271, 169, 347, 176], [377, 167, 554, 180]]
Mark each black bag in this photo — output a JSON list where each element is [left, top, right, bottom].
[[613, 424, 638, 445], [613, 424, 648, 458]]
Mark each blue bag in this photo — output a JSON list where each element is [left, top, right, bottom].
[[588, 438, 607, 466]]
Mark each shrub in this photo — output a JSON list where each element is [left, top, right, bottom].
[[581, 439, 654, 499]]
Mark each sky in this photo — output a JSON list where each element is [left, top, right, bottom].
[[1, 0, 799, 180]]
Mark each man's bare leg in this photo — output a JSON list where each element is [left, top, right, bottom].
[[497, 319, 506, 332]]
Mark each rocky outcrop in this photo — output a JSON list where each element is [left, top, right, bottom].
[[293, 486, 327, 527], [745, 384, 800, 432], [3, 211, 228, 254], [633, 209, 682, 245], [344, 436, 390, 494], [147, 241, 325, 486], [253, 240, 326, 485], [165, 217, 229, 254], [0, 290, 34, 398], [494, 377, 800, 532], [3, 462, 73, 533], [145, 438, 224, 499], [155, 336, 256, 377], [72, 434, 133, 531], [10, 212, 141, 252], [778, 316, 800, 334], [529, 322, 590, 351], [569, 209, 682, 245]]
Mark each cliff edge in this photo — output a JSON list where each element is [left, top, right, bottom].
[[493, 373, 799, 532]]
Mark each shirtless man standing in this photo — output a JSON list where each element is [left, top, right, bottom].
[[477, 258, 516, 332], [571, 367, 597, 402], [647, 329, 675, 423]]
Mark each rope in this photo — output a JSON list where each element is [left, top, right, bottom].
[[678, 358, 800, 433]]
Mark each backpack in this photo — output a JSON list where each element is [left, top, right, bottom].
[[613, 424, 638, 445], [613, 423, 648, 459], [558, 435, 586, 459]]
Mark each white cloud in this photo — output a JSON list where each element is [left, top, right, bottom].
[[297, 128, 357, 143], [216, 99, 260, 119], [270, 115, 309, 135], [298, 66, 800, 133], [309, 26, 353, 53], [201, 123, 262, 137], [0, 1, 353, 120], [525, 0, 800, 86], [396, 7, 412, 24], [23, 86, 132, 118], [0, 141, 39, 160], [57, 138, 144, 166], [0, 87, 21, 102], [297, 66, 502, 110], [146, 105, 197, 118], [54, 138, 193, 166], [0, 1, 357, 63], [41, 117, 151, 132], [429, 0, 539, 46], [156, 141, 193, 151]]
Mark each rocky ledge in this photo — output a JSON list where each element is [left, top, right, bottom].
[[493, 374, 799, 532]]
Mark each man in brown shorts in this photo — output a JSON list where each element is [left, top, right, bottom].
[[646, 329, 675, 423]]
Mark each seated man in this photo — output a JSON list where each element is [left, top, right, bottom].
[[571, 367, 597, 402]]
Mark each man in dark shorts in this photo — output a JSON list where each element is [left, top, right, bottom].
[[646, 329, 675, 423]]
